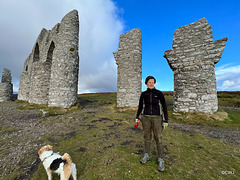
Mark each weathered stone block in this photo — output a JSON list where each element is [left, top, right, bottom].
[[164, 18, 227, 114], [113, 28, 142, 107], [1, 68, 12, 83], [0, 68, 13, 102]]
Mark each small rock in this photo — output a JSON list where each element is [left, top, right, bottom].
[[39, 109, 49, 117]]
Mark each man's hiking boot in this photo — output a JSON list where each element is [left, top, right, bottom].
[[140, 153, 150, 164], [157, 158, 165, 172]]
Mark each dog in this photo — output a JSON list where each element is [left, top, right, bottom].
[[38, 145, 77, 180]]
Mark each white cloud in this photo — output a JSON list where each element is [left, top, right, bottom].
[[215, 64, 240, 91], [0, 0, 124, 93], [77, 0, 124, 93], [78, 58, 117, 93], [215, 64, 240, 76], [222, 80, 235, 88]]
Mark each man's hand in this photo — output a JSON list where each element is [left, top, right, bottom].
[[135, 118, 140, 122], [135, 118, 140, 128], [163, 122, 168, 129]]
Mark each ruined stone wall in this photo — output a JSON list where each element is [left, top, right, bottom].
[[113, 28, 142, 107], [0, 68, 13, 102], [18, 10, 79, 108], [48, 10, 79, 108], [164, 18, 227, 113], [18, 56, 32, 101]]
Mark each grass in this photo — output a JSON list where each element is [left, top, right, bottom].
[[168, 92, 240, 128], [78, 92, 116, 105], [168, 108, 240, 128], [2, 92, 240, 179], [0, 124, 19, 159], [17, 102, 82, 116], [31, 113, 239, 180], [0, 125, 19, 136], [31, 92, 240, 179], [217, 91, 240, 107]]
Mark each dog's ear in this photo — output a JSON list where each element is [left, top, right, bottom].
[[38, 150, 41, 156], [46, 145, 53, 151], [38, 147, 45, 156], [38, 145, 53, 157]]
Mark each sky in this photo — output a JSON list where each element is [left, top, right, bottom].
[[0, 0, 239, 93]]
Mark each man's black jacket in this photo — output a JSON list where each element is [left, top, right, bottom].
[[136, 88, 168, 123]]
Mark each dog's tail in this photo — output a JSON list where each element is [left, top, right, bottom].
[[62, 153, 72, 164], [62, 153, 73, 179]]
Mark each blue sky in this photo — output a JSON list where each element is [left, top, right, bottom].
[[113, 0, 240, 91], [0, 0, 239, 93]]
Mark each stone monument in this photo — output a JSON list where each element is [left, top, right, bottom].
[[164, 18, 227, 113], [113, 28, 142, 107], [0, 68, 13, 102], [18, 10, 79, 108]]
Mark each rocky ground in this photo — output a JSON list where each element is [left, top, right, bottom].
[[0, 98, 99, 179], [0, 98, 239, 179], [170, 121, 240, 145]]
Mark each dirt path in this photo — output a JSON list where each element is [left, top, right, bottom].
[[170, 122, 240, 145], [0, 100, 239, 179], [0, 101, 44, 179]]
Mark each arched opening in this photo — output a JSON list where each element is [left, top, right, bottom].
[[25, 65, 28, 71], [33, 43, 40, 62], [47, 41, 55, 62], [44, 41, 55, 104]]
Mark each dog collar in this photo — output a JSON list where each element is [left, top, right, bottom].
[[42, 152, 54, 162]]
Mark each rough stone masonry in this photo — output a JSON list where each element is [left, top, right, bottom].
[[0, 68, 13, 102], [164, 18, 227, 113], [113, 28, 142, 107], [18, 10, 79, 108]]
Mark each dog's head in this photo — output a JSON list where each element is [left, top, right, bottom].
[[38, 145, 53, 157]]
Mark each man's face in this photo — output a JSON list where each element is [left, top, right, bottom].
[[147, 79, 155, 89]]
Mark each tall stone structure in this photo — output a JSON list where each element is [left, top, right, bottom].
[[113, 28, 142, 107], [18, 10, 79, 108], [164, 18, 227, 114], [0, 68, 13, 102]]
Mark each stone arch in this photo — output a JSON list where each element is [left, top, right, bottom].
[[47, 41, 55, 62], [33, 43, 40, 62], [19, 10, 79, 108]]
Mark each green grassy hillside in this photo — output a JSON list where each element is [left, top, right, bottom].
[[1, 92, 239, 180]]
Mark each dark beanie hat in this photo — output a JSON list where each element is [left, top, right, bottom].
[[145, 76, 156, 85]]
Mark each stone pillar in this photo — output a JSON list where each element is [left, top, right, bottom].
[[18, 10, 79, 108], [1, 68, 12, 83], [28, 60, 51, 104], [18, 71, 30, 101], [48, 10, 79, 108], [0, 68, 13, 102], [164, 18, 227, 114], [113, 28, 142, 107], [27, 28, 53, 105], [18, 56, 32, 101]]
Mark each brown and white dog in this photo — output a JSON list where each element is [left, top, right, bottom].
[[38, 145, 77, 180]]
